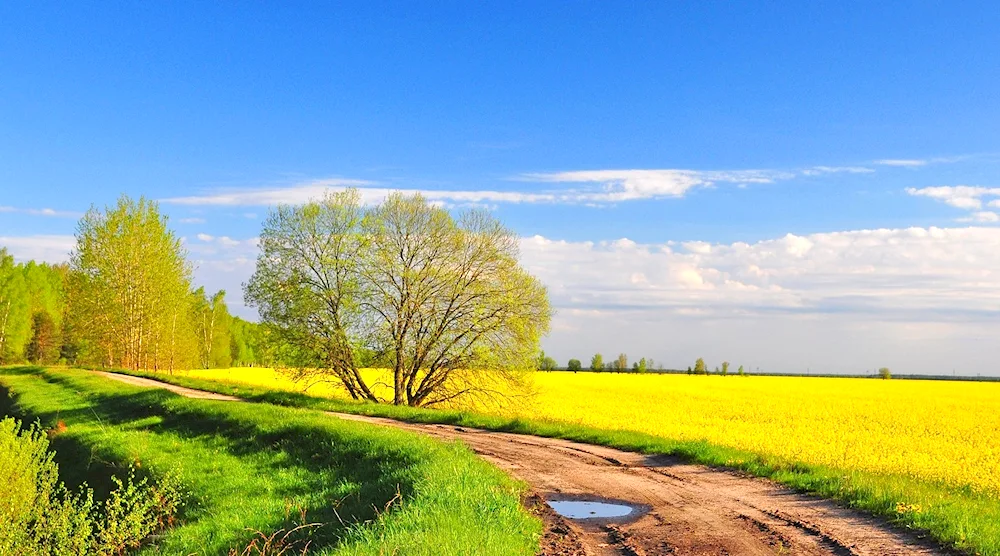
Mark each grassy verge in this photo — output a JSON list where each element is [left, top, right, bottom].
[[118, 367, 996, 556], [0, 367, 541, 555]]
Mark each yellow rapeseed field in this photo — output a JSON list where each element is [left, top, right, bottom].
[[179, 368, 1000, 496]]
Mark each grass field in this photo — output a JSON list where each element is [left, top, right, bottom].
[[166, 366, 1000, 555], [0, 367, 541, 555]]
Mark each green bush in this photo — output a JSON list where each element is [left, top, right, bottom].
[[0, 417, 183, 555]]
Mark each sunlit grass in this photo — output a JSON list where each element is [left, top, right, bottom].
[[0, 367, 541, 555]]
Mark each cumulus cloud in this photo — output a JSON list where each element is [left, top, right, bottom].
[[519, 227, 1000, 374], [519, 227, 1000, 320]]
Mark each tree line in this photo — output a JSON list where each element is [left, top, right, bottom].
[[540, 353, 752, 376], [2, 191, 551, 408], [539, 351, 665, 373], [0, 197, 271, 369]]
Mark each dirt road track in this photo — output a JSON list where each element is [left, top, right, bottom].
[[96, 372, 948, 556]]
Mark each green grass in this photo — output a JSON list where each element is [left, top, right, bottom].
[[0, 367, 541, 555], [117, 367, 998, 556]]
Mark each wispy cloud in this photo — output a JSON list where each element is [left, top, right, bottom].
[[0, 206, 81, 218], [164, 161, 882, 208], [520, 165, 874, 201], [874, 153, 987, 167], [875, 159, 928, 167], [163, 179, 557, 207], [520, 169, 781, 200], [178, 217, 206, 224]]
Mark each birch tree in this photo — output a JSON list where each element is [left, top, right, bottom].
[[192, 288, 233, 368], [69, 196, 196, 371]]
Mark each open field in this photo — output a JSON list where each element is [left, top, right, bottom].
[[162, 367, 1000, 555], [180, 368, 1000, 495], [0, 367, 540, 555]]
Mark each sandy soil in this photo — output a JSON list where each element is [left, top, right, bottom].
[[96, 371, 949, 556]]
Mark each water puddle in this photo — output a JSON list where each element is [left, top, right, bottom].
[[548, 500, 636, 520]]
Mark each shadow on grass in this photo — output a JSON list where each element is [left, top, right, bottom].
[[0, 367, 422, 551]]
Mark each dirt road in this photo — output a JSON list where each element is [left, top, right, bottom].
[[96, 372, 947, 556]]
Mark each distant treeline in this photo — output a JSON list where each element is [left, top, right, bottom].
[[542, 366, 999, 382], [0, 200, 273, 369]]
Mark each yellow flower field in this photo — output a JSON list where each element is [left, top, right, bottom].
[[179, 368, 1000, 496]]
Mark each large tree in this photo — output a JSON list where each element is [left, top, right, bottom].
[[69, 196, 197, 371], [246, 190, 551, 407]]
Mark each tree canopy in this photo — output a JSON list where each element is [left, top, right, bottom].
[[69, 196, 197, 370], [246, 190, 551, 407]]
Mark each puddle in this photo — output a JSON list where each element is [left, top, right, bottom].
[[548, 500, 636, 520]]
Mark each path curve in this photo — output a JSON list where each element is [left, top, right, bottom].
[[94, 372, 948, 556]]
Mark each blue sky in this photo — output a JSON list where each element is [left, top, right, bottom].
[[2, 3, 1000, 374]]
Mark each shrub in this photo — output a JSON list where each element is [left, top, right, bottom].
[[0, 417, 183, 555]]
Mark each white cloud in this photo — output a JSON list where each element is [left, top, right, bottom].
[[520, 167, 847, 201], [196, 233, 214, 242], [907, 186, 1000, 220], [0, 206, 81, 218], [801, 166, 875, 175], [960, 211, 1000, 223], [179, 217, 206, 224], [520, 227, 1000, 319], [162, 160, 882, 208], [0, 235, 76, 262], [163, 179, 558, 207], [523, 169, 719, 199], [875, 159, 928, 167], [520, 227, 1000, 374]]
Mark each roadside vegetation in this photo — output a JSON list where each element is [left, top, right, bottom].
[[0, 414, 181, 554], [144, 366, 999, 556], [0, 367, 541, 555]]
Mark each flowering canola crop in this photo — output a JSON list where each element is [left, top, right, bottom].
[[180, 368, 1000, 496]]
